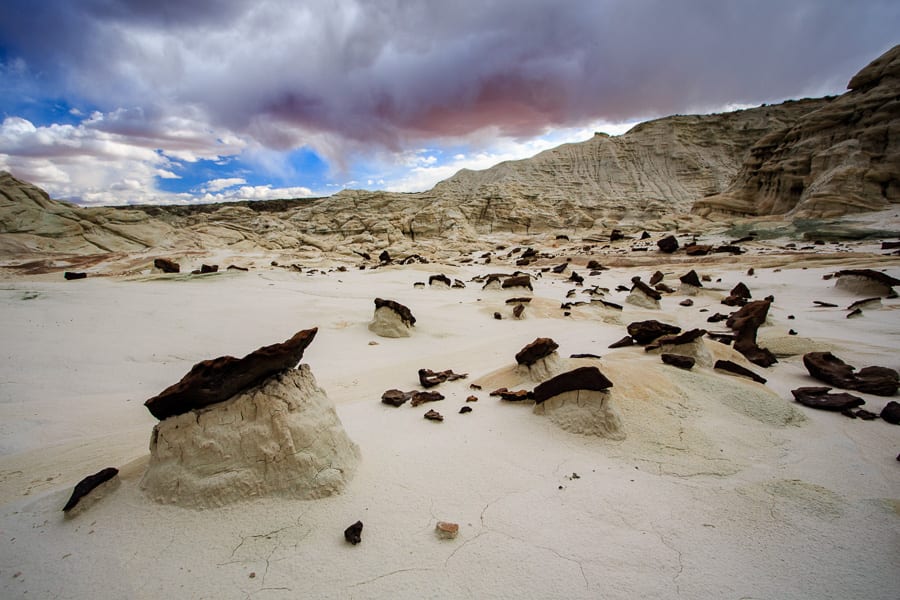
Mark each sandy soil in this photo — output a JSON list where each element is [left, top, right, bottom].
[[0, 237, 898, 599]]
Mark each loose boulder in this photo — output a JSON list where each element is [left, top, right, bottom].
[[803, 352, 899, 396]]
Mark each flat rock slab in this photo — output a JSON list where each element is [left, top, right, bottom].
[[679, 270, 702, 287], [515, 337, 560, 366], [714, 360, 767, 384], [791, 387, 865, 411], [533, 366, 614, 404], [419, 368, 467, 388], [661, 354, 695, 370], [63, 467, 119, 512], [144, 328, 318, 420], [803, 352, 899, 396], [490, 388, 533, 401], [626, 320, 681, 345]]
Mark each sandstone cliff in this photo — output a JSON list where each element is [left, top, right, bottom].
[[693, 44, 900, 218]]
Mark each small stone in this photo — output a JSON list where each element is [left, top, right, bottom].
[[813, 300, 838, 307], [679, 270, 702, 288], [418, 368, 467, 388], [424, 409, 444, 421], [661, 354, 695, 370], [791, 387, 865, 412], [846, 308, 863, 318], [62, 467, 119, 512], [459, 406, 473, 414], [714, 360, 767, 384], [410, 391, 445, 407], [789, 329, 798, 335], [466, 395, 478, 402], [649, 271, 664, 286], [747, 268, 755, 276], [513, 304, 525, 319], [679, 299, 694, 307], [369, 341, 379, 345], [881, 401, 900, 425], [490, 388, 532, 401], [64, 271, 87, 280], [608, 335, 634, 349], [344, 521, 363, 544], [657, 235, 679, 253], [515, 338, 559, 366], [200, 264, 218, 274], [787, 315, 795, 320], [381, 389, 411, 407], [494, 312, 502, 319], [249, 572, 256, 579], [435, 521, 459, 539], [429, 274, 452, 287], [153, 258, 180, 273], [378, 250, 391, 263]]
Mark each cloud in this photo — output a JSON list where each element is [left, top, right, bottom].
[[0, 1, 898, 203], [201, 177, 247, 193]]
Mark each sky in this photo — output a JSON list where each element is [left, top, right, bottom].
[[0, 1, 898, 206]]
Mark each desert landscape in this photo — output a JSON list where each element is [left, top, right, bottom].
[[0, 32, 898, 600]]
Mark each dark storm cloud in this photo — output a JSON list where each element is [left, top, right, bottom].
[[2, 0, 898, 152]]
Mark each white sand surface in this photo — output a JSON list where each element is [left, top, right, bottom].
[[1, 252, 899, 599]]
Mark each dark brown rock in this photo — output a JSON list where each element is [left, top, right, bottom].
[[647, 328, 707, 350], [532, 366, 613, 404], [570, 353, 602, 359], [649, 271, 664, 286], [599, 300, 623, 310], [881, 401, 900, 424], [144, 328, 318, 420], [153, 258, 180, 273], [568, 271, 584, 284], [515, 337, 560, 366], [849, 408, 879, 420], [374, 298, 416, 326], [855, 366, 900, 395], [64, 271, 87, 280], [429, 274, 452, 287], [226, 265, 249, 271], [679, 270, 702, 288], [730, 282, 752, 299], [418, 368, 467, 388], [502, 275, 533, 291], [381, 389, 411, 407], [679, 299, 694, 307], [505, 297, 532, 304], [608, 335, 634, 348], [813, 300, 838, 307], [626, 320, 681, 345], [200, 264, 218, 274], [459, 406, 473, 414], [684, 244, 712, 256], [657, 235, 679, 253], [410, 391, 445, 407], [552, 263, 568, 274], [490, 388, 533, 401], [513, 304, 525, 319], [791, 387, 865, 411], [661, 354, 695, 370], [493, 312, 502, 320], [881, 241, 900, 250], [802, 351, 861, 389], [344, 521, 363, 544], [630, 277, 662, 301], [424, 409, 444, 421], [62, 467, 119, 512], [379, 250, 391, 263], [837, 269, 900, 291], [726, 300, 777, 367], [586, 260, 603, 270], [714, 360, 767, 384], [655, 283, 676, 293], [610, 229, 625, 242]]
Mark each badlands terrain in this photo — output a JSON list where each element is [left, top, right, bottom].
[[0, 47, 898, 599]]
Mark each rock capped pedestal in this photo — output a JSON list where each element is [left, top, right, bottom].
[[532, 366, 623, 440], [141, 366, 360, 508], [514, 337, 562, 382], [369, 298, 416, 338]]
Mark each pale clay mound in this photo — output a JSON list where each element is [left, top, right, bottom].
[[368, 305, 413, 338], [140, 366, 360, 508]]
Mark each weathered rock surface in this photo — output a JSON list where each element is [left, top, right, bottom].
[[410, 391, 445, 407], [140, 366, 360, 508], [626, 320, 681, 345], [62, 467, 119, 512], [694, 45, 900, 219], [802, 352, 899, 396], [144, 328, 318, 420], [154, 258, 180, 273], [532, 367, 622, 439], [345, 521, 363, 545], [423, 409, 444, 421], [381, 389, 411, 407], [661, 354, 695, 370], [835, 269, 900, 296], [714, 360, 767, 384], [657, 235, 679, 253], [418, 368, 467, 388], [515, 338, 560, 366], [726, 300, 777, 367], [791, 387, 865, 412], [369, 298, 416, 338]]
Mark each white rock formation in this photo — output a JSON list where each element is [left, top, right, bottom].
[[141, 366, 360, 508], [625, 288, 660, 309], [533, 390, 625, 440], [368, 306, 413, 338], [514, 352, 562, 382]]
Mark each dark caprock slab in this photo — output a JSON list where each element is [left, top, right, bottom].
[[515, 337, 559, 366], [791, 387, 865, 411], [532, 366, 613, 404], [144, 328, 318, 420], [374, 298, 416, 326], [63, 467, 119, 512]]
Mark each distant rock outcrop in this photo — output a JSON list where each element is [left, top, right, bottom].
[[694, 45, 900, 218]]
